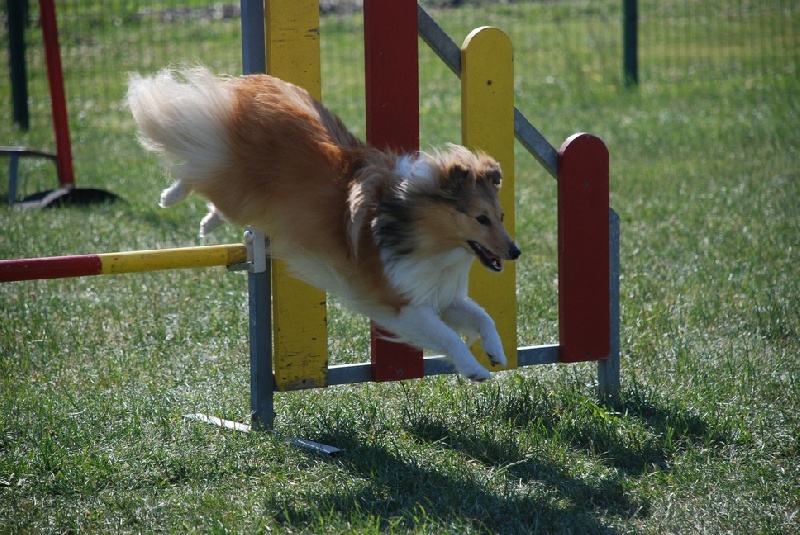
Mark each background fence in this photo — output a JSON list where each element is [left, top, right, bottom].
[[1, 0, 798, 198]]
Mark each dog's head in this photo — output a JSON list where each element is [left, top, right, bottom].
[[378, 145, 520, 272]]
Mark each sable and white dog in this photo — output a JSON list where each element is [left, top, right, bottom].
[[127, 67, 520, 381]]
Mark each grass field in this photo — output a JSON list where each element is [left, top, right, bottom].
[[1, 1, 799, 533]]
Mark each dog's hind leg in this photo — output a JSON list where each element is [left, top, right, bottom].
[[160, 179, 189, 208], [442, 297, 506, 367], [375, 306, 491, 381], [200, 203, 226, 237]]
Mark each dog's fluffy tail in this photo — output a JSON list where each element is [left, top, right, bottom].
[[127, 67, 234, 207]]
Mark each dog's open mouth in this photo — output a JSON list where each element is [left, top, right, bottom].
[[468, 240, 502, 272]]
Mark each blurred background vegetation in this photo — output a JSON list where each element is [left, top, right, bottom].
[[2, 0, 797, 195]]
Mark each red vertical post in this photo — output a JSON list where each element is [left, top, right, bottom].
[[39, 0, 75, 187], [364, 0, 419, 151], [557, 133, 610, 363], [364, 0, 424, 382]]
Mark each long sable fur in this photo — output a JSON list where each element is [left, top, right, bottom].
[[128, 67, 520, 380]]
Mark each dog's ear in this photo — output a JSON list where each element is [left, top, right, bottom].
[[482, 160, 503, 188], [447, 164, 476, 196]]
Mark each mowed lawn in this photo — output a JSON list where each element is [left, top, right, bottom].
[[1, 1, 798, 533]]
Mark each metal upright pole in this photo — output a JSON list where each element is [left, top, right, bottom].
[[247, 232, 274, 430], [240, 0, 274, 430], [8, 0, 30, 130], [598, 208, 621, 398], [623, 0, 639, 86], [241, 0, 266, 76]]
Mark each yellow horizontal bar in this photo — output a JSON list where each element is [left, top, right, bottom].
[[98, 244, 247, 275]]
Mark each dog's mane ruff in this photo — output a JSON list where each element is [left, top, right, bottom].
[[346, 149, 445, 259], [347, 167, 385, 256], [345, 150, 394, 257], [370, 153, 440, 262]]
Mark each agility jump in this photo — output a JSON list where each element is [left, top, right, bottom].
[[0, 0, 620, 434], [247, 0, 619, 421], [0, 244, 248, 282]]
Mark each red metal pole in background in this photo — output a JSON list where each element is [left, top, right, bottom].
[[38, 0, 75, 187]]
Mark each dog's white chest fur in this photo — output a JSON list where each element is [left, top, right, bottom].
[[382, 248, 473, 310]]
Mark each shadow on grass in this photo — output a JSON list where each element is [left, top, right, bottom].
[[262, 376, 737, 532], [607, 384, 736, 449], [264, 388, 659, 532], [266, 429, 630, 534], [490, 376, 737, 475]]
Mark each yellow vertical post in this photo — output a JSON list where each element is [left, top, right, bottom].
[[264, 0, 328, 390], [461, 27, 517, 370]]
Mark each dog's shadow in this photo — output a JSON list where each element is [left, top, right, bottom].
[[262, 376, 736, 532], [270, 376, 736, 532], [267, 428, 628, 534]]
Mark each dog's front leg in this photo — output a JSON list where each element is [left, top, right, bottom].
[[377, 306, 491, 381], [442, 297, 506, 368]]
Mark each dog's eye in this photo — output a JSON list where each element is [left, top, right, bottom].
[[476, 215, 491, 225], [501, 213, 505, 223]]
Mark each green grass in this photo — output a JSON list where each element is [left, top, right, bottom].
[[2, 1, 799, 533]]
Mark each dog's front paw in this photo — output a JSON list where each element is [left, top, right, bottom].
[[482, 334, 506, 367], [463, 364, 491, 382], [451, 353, 492, 382]]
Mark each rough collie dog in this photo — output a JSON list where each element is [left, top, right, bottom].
[[127, 67, 520, 381]]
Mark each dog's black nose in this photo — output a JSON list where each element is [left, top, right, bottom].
[[509, 244, 521, 260]]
